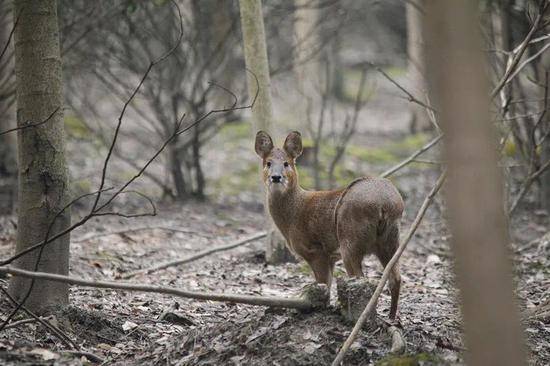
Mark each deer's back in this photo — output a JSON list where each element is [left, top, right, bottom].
[[335, 176, 404, 241]]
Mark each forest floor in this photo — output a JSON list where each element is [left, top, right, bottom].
[[0, 164, 549, 365], [1, 70, 549, 365]]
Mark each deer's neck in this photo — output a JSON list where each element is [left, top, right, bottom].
[[266, 185, 306, 237]]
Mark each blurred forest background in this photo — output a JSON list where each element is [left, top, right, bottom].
[[0, 0, 549, 365]]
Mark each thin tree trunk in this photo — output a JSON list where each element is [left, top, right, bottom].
[[539, 25, 550, 212], [168, 139, 187, 201], [406, 0, 430, 132], [239, 0, 294, 264], [0, 4, 17, 215], [192, 124, 204, 199], [9, 0, 71, 313], [423, 2, 526, 366]]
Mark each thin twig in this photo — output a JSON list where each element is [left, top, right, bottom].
[[331, 171, 446, 366], [2, 316, 44, 330], [0, 5, 21, 61], [509, 158, 550, 215], [0, 287, 77, 349], [373, 64, 437, 112], [381, 135, 443, 178], [0, 267, 317, 311], [491, 2, 549, 99], [120, 231, 267, 279], [0, 107, 59, 136]]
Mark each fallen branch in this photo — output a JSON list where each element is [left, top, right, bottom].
[[388, 326, 406, 354], [60, 350, 104, 364], [2, 316, 44, 330], [0, 266, 317, 311], [120, 231, 267, 279], [332, 171, 446, 366], [377, 316, 406, 354], [73, 226, 203, 243], [381, 135, 443, 178]]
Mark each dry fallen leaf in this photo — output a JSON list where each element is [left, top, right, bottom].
[[30, 348, 59, 361], [122, 320, 139, 332]]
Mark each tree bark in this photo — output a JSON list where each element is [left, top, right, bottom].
[[9, 0, 71, 313], [423, 2, 526, 366], [0, 3, 17, 215], [239, 0, 294, 264]]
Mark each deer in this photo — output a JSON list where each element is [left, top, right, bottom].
[[255, 130, 405, 319]]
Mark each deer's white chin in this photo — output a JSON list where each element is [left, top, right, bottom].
[[268, 181, 287, 193]]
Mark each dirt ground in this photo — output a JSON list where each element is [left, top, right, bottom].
[[0, 161, 549, 365]]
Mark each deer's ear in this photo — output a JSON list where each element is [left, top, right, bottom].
[[255, 131, 274, 159], [283, 131, 303, 159]]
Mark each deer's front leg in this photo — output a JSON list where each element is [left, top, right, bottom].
[[305, 253, 335, 289]]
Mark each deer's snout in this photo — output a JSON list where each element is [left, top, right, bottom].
[[270, 175, 282, 183]]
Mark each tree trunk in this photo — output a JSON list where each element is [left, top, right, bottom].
[[539, 26, 550, 213], [423, 2, 526, 366], [239, 0, 294, 264], [406, 0, 430, 132], [9, 0, 71, 313], [0, 3, 17, 215], [192, 124, 205, 199], [168, 139, 187, 201]]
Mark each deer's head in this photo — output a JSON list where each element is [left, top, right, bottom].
[[255, 131, 302, 194]]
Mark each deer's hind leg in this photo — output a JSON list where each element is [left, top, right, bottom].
[[376, 221, 401, 320], [339, 222, 377, 278]]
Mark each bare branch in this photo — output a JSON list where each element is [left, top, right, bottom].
[[491, 2, 549, 98], [381, 134, 443, 178], [120, 231, 267, 280]]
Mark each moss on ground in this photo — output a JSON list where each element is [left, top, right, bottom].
[[376, 353, 446, 366]]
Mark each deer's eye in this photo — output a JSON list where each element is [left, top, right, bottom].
[[283, 162, 289, 168], [266, 161, 272, 168]]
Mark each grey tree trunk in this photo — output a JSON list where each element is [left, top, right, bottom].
[[423, 1, 525, 366], [406, 0, 430, 132], [0, 3, 17, 215], [9, 0, 71, 313], [539, 27, 550, 213], [239, 0, 294, 263]]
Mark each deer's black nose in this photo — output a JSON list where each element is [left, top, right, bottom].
[[271, 175, 282, 183]]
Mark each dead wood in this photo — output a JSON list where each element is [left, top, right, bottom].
[[120, 231, 267, 279], [0, 266, 320, 311]]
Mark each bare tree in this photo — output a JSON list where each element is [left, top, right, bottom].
[[423, 1, 526, 365], [9, 0, 71, 312], [62, 1, 242, 201]]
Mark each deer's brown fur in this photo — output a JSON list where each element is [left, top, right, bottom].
[[255, 131, 404, 319]]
